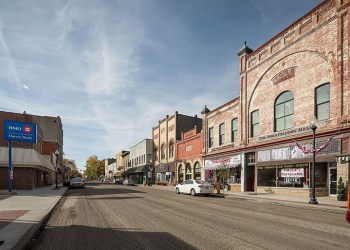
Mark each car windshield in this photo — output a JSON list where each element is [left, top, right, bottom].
[[72, 178, 82, 182]]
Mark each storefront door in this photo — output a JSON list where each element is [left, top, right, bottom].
[[329, 167, 337, 195]]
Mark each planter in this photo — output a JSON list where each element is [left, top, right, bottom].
[[337, 194, 346, 201]]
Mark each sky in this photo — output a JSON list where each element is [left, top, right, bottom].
[[0, 0, 323, 169]]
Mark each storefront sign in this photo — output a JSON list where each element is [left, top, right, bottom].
[[258, 139, 340, 162], [204, 155, 241, 170], [258, 126, 310, 142], [281, 168, 304, 177], [284, 177, 300, 183], [258, 163, 308, 170], [4, 120, 37, 143]]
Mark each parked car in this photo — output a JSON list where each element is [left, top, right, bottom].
[[115, 179, 124, 185], [70, 177, 84, 189], [123, 179, 135, 186], [175, 179, 214, 196]]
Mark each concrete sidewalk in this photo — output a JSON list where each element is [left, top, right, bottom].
[[0, 185, 68, 250]]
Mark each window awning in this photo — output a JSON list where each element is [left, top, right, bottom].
[[204, 155, 241, 170], [0, 147, 55, 172]]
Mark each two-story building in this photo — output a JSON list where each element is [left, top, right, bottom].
[[176, 125, 203, 183]]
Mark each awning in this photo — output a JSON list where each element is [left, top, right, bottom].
[[0, 147, 55, 172], [124, 168, 136, 174], [204, 155, 241, 170], [135, 164, 152, 173], [337, 155, 350, 163]]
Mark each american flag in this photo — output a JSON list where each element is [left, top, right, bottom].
[[295, 140, 311, 154], [315, 135, 334, 155]]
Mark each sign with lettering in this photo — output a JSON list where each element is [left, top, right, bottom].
[[4, 120, 37, 143], [271, 66, 297, 85], [204, 155, 241, 170], [281, 168, 304, 177], [284, 177, 300, 183]]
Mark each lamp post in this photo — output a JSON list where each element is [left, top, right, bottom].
[[54, 149, 59, 190], [309, 118, 318, 204]]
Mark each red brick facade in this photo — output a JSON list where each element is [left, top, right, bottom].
[[176, 126, 203, 183]]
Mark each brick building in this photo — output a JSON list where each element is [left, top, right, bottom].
[[201, 99, 243, 192], [202, 0, 350, 197], [0, 111, 63, 190], [152, 111, 202, 184], [176, 125, 203, 183]]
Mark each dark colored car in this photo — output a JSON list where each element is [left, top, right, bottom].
[[115, 179, 124, 185], [70, 177, 84, 189]]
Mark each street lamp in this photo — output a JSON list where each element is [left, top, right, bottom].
[[309, 118, 318, 204], [54, 149, 59, 190]]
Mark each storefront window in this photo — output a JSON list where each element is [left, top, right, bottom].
[[258, 164, 310, 188], [186, 163, 192, 180], [257, 168, 276, 187], [225, 166, 241, 184], [194, 162, 201, 180], [178, 164, 183, 183]]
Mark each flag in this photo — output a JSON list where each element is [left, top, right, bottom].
[[294, 140, 311, 154], [315, 138, 332, 155]]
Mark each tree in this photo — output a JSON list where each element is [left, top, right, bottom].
[[216, 166, 230, 186], [85, 155, 104, 180]]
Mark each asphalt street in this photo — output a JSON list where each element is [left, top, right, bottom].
[[27, 182, 350, 250]]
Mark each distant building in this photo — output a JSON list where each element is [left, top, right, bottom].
[[104, 158, 116, 179], [125, 139, 153, 184], [115, 150, 129, 179]]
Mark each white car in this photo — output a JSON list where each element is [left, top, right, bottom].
[[174, 179, 214, 196], [123, 179, 135, 186]]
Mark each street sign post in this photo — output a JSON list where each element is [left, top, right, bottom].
[[4, 120, 37, 192]]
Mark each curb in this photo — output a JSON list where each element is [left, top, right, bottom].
[[12, 187, 68, 250]]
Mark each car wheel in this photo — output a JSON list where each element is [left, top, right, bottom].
[[175, 188, 180, 194], [190, 188, 196, 196]]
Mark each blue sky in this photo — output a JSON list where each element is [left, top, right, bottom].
[[0, 0, 322, 169]]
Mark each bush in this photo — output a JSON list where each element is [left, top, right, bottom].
[[337, 177, 347, 201]]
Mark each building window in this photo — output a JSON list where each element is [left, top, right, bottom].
[[251, 110, 259, 137], [219, 123, 225, 145], [209, 127, 214, 148], [178, 164, 183, 183], [186, 163, 192, 180], [194, 162, 201, 180], [315, 83, 330, 121], [275, 91, 294, 131], [247, 152, 255, 164], [161, 144, 166, 159], [169, 141, 174, 158], [231, 118, 238, 143]]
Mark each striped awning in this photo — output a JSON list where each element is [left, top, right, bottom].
[[336, 155, 350, 163]]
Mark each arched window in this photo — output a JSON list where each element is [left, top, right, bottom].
[[185, 163, 192, 180], [194, 162, 201, 180], [161, 144, 166, 159], [275, 91, 294, 132], [169, 140, 174, 158], [178, 164, 183, 183]]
